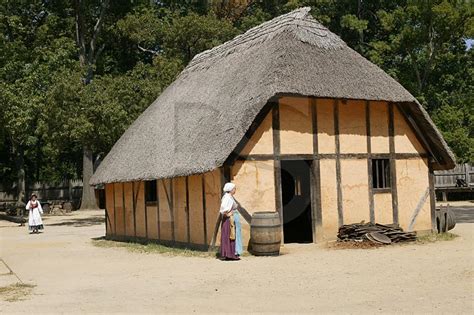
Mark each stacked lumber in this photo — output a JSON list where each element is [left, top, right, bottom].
[[338, 223, 416, 244]]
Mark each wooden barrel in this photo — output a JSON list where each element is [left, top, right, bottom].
[[250, 211, 281, 256], [446, 208, 456, 231], [436, 206, 457, 233]]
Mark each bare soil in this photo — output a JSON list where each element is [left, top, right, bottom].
[[1, 210, 473, 314]]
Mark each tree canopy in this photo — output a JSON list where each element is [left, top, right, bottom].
[[0, 0, 472, 200]]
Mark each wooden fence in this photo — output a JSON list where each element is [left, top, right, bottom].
[[0, 180, 83, 204], [434, 163, 473, 201]]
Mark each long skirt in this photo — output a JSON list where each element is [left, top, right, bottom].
[[220, 216, 238, 260], [234, 212, 243, 256], [28, 208, 44, 231]]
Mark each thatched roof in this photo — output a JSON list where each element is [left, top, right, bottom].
[[91, 7, 455, 185]]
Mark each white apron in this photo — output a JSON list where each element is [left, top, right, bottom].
[[26, 200, 43, 228]]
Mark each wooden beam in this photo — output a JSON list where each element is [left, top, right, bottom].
[[366, 101, 375, 223], [156, 180, 160, 239], [169, 179, 175, 242], [144, 184, 148, 239], [428, 161, 437, 231], [272, 101, 283, 229], [132, 182, 139, 238], [334, 100, 343, 227], [185, 176, 190, 244], [234, 198, 252, 224], [389, 102, 399, 225], [311, 97, 322, 242], [201, 174, 207, 245], [237, 153, 428, 161], [122, 182, 126, 236], [408, 187, 430, 231], [210, 167, 226, 250], [113, 183, 116, 236]]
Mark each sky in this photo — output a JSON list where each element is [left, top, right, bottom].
[[466, 39, 473, 50]]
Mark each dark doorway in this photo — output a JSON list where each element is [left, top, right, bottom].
[[281, 160, 313, 243]]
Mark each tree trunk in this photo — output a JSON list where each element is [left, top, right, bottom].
[[80, 147, 99, 210], [14, 145, 26, 217], [14, 145, 26, 206]]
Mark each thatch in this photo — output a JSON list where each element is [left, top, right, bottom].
[[91, 7, 455, 185]]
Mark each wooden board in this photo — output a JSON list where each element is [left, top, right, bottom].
[[113, 183, 125, 236], [134, 181, 146, 238], [173, 177, 188, 243], [370, 101, 390, 153], [279, 96, 313, 154], [204, 169, 222, 246], [188, 174, 205, 245], [123, 182, 135, 237], [316, 98, 336, 154], [158, 179, 173, 241], [146, 205, 159, 239], [105, 183, 114, 235], [339, 100, 367, 153]]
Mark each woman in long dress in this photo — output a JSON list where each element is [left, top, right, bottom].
[[25, 194, 44, 233], [220, 183, 242, 260]]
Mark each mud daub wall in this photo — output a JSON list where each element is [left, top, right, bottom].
[[232, 97, 432, 242], [105, 169, 223, 248], [105, 96, 435, 245]]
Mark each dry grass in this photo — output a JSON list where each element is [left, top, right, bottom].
[[327, 240, 385, 250], [416, 232, 459, 244], [0, 283, 35, 302], [91, 238, 217, 258]]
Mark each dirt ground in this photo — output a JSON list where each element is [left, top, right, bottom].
[[1, 210, 473, 314]]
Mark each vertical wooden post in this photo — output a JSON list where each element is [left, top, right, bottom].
[[169, 179, 175, 243], [201, 174, 208, 245], [388, 102, 399, 225], [366, 101, 375, 223], [209, 168, 226, 251], [334, 100, 343, 227], [185, 176, 191, 244], [132, 182, 137, 238], [272, 101, 283, 231], [465, 163, 470, 186], [311, 98, 322, 243], [144, 183, 148, 239], [428, 161, 437, 231], [112, 183, 116, 236], [122, 182, 126, 236], [156, 179, 160, 240]]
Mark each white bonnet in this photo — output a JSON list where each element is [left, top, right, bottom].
[[223, 182, 236, 192]]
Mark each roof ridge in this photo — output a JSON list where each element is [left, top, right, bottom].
[[183, 7, 344, 73]]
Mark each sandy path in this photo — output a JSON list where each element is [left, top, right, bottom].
[[1, 210, 473, 314]]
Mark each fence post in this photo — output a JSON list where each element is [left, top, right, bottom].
[[465, 163, 470, 186], [68, 180, 73, 200]]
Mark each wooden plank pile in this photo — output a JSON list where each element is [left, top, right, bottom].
[[338, 223, 416, 244]]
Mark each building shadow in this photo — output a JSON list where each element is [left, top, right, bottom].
[[47, 216, 104, 227]]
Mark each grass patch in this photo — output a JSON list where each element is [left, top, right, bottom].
[[416, 232, 459, 244], [327, 241, 385, 250], [92, 238, 217, 258], [0, 283, 35, 302]]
